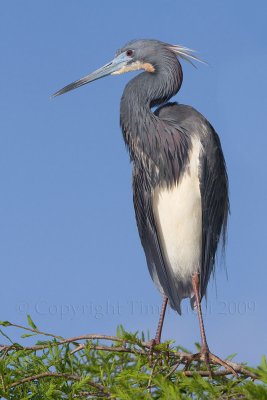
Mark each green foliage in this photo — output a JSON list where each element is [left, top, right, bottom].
[[0, 319, 266, 399]]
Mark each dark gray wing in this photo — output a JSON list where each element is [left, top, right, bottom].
[[199, 127, 229, 299], [155, 103, 229, 301], [132, 103, 229, 310]]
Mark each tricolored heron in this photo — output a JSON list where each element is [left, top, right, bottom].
[[53, 39, 234, 374]]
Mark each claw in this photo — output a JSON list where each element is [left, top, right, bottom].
[[183, 346, 238, 378]]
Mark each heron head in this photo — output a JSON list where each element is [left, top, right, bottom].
[[52, 39, 203, 98]]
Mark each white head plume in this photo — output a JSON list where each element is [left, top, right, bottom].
[[168, 44, 207, 67]]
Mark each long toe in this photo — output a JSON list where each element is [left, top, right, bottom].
[[200, 346, 212, 377], [183, 349, 238, 378], [208, 352, 238, 377]]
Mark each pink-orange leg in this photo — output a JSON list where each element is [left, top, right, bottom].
[[154, 295, 168, 344], [148, 295, 168, 364], [189, 273, 237, 377], [148, 295, 168, 354]]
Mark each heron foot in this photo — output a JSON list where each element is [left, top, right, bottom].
[[184, 345, 238, 378], [145, 339, 159, 367], [146, 338, 170, 367], [148, 337, 160, 355]]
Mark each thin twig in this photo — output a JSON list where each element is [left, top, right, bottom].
[[0, 322, 64, 340], [0, 334, 146, 355], [165, 360, 182, 379], [71, 344, 146, 356], [0, 329, 258, 380], [9, 372, 110, 396], [147, 358, 159, 392], [73, 391, 109, 398]]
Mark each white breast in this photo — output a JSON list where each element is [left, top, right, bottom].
[[152, 137, 202, 283]]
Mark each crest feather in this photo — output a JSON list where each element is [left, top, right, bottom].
[[168, 45, 207, 68]]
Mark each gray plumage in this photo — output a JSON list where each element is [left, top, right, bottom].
[[53, 38, 229, 316], [119, 40, 229, 314]]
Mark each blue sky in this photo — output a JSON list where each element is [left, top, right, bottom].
[[0, 1, 266, 365]]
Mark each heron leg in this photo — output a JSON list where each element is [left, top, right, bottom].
[[147, 295, 168, 365], [154, 295, 168, 345], [187, 273, 237, 377], [192, 274, 209, 355], [147, 295, 168, 348]]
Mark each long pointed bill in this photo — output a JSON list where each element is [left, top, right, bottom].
[[52, 53, 129, 98]]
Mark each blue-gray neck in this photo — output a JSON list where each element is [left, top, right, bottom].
[[120, 56, 183, 166], [120, 54, 183, 184]]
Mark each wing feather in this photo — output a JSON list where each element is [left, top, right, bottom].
[[199, 130, 229, 298]]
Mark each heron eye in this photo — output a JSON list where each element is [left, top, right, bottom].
[[126, 49, 134, 57]]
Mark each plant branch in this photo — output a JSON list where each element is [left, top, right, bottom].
[[0, 333, 258, 380], [9, 372, 111, 397]]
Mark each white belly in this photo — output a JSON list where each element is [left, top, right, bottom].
[[152, 137, 202, 282]]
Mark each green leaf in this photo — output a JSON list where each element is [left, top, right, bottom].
[[21, 333, 38, 339], [0, 323, 266, 399], [27, 314, 38, 330], [261, 355, 267, 371], [0, 329, 13, 344], [225, 352, 238, 361], [0, 320, 11, 327]]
